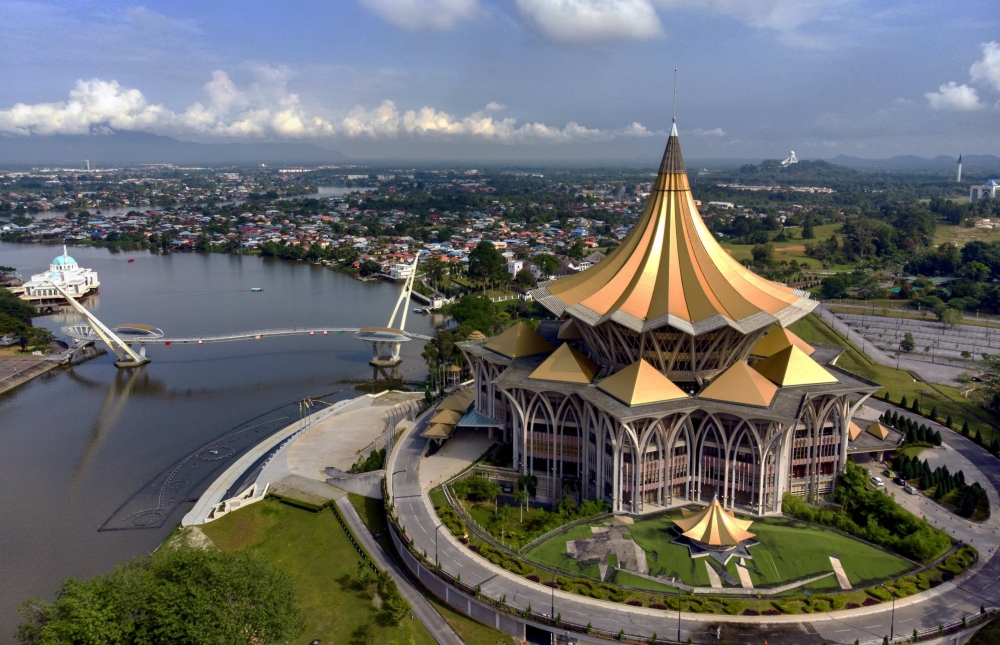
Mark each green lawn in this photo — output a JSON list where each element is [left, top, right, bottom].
[[789, 313, 1000, 444], [202, 500, 437, 645], [521, 510, 913, 589], [613, 570, 681, 593], [524, 523, 605, 578]]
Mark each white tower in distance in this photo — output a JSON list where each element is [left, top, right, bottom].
[[957, 154, 962, 182]]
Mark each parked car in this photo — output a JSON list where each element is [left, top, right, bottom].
[[904, 485, 919, 495], [893, 477, 907, 486], [871, 476, 885, 487]]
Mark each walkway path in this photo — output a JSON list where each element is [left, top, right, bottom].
[[419, 428, 497, 492], [335, 497, 464, 645], [392, 394, 1000, 644], [0, 354, 58, 395]]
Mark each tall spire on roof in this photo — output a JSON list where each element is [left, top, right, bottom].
[[529, 96, 816, 336]]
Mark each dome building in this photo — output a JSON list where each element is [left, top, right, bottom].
[[458, 124, 880, 516], [21, 245, 100, 304]]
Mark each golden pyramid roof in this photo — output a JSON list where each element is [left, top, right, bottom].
[[867, 421, 890, 440], [557, 318, 584, 340], [531, 124, 815, 336], [529, 343, 599, 384], [597, 358, 688, 406], [437, 388, 475, 412], [698, 361, 778, 408], [752, 345, 838, 387], [750, 326, 815, 357], [673, 497, 755, 547], [421, 423, 455, 439], [848, 420, 864, 441], [429, 409, 463, 425], [485, 322, 554, 359]]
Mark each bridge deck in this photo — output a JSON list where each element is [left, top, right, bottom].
[[64, 326, 433, 344]]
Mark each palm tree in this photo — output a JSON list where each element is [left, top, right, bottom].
[[514, 489, 527, 522]]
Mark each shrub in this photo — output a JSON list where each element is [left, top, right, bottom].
[[863, 598, 881, 606], [452, 475, 500, 502], [867, 587, 893, 602], [649, 604, 667, 610], [435, 505, 467, 538]]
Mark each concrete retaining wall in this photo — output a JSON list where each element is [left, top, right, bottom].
[[325, 467, 384, 499]]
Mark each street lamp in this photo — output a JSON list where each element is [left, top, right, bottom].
[[676, 583, 682, 643], [435, 523, 444, 567], [881, 583, 895, 639]]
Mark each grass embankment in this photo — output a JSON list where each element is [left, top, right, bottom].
[[347, 494, 516, 645], [202, 499, 436, 645], [789, 313, 1000, 444]]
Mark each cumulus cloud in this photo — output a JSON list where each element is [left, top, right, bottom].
[[691, 127, 726, 136], [926, 41, 1000, 111], [515, 0, 663, 45], [924, 83, 983, 112], [360, 0, 481, 31], [0, 72, 642, 144], [970, 41, 1000, 94], [622, 122, 656, 137]]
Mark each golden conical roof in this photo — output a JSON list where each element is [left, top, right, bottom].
[[698, 361, 778, 408], [750, 326, 815, 357], [529, 343, 599, 384], [485, 322, 554, 359], [597, 358, 688, 406], [673, 497, 755, 547], [753, 345, 838, 387], [531, 125, 815, 336]]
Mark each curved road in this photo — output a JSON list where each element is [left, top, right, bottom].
[[392, 404, 1000, 644]]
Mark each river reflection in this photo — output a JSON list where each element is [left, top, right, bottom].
[[0, 242, 437, 640]]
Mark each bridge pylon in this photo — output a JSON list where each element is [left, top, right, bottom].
[[48, 281, 150, 368], [354, 253, 422, 369]]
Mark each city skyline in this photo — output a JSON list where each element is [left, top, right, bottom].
[[1, 0, 999, 161]]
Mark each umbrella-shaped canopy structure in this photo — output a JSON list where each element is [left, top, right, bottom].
[[673, 496, 755, 547]]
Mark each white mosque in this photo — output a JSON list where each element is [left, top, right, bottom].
[[21, 246, 100, 304]]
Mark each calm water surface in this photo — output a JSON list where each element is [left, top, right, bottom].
[[0, 242, 437, 640]]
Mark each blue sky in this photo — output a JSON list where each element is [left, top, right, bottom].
[[1, 0, 998, 161]]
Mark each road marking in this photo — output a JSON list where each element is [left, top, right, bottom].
[[865, 625, 881, 629], [835, 629, 852, 632], [947, 602, 958, 607], [986, 583, 993, 590], [898, 618, 913, 623]]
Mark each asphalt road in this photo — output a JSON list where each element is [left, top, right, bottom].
[[392, 405, 1000, 644]]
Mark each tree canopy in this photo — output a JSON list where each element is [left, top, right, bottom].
[[17, 548, 303, 645]]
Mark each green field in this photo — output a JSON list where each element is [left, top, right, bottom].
[[202, 500, 437, 645], [524, 510, 914, 589], [789, 313, 1000, 445], [720, 223, 852, 270]]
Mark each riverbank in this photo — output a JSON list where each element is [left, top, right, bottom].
[[0, 354, 59, 396]]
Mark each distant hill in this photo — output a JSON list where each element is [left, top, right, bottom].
[[719, 159, 867, 187], [0, 131, 346, 168], [828, 154, 1000, 172]]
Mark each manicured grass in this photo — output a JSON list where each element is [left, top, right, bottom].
[[347, 494, 516, 645], [789, 313, 1000, 445], [934, 221, 1000, 248], [522, 510, 914, 589], [524, 523, 605, 578], [202, 499, 437, 645], [613, 570, 681, 593]]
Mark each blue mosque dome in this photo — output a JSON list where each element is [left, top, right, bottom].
[[52, 255, 76, 266]]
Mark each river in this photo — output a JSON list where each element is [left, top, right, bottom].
[[0, 242, 438, 640]]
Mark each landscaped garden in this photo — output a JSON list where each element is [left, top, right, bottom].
[[523, 510, 915, 591]]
